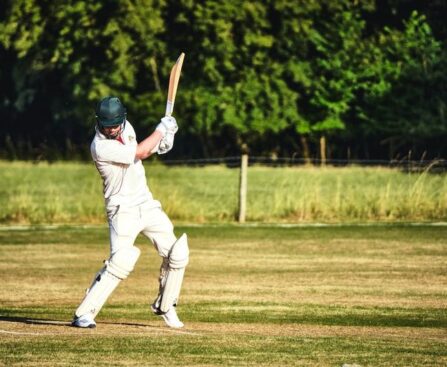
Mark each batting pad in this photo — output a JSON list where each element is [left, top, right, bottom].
[[75, 269, 121, 318], [107, 246, 141, 279], [159, 234, 189, 312], [160, 267, 186, 313], [75, 246, 140, 319], [168, 233, 189, 269]]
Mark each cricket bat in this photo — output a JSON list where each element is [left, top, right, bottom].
[[165, 52, 185, 117]]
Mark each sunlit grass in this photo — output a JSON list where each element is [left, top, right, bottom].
[[0, 161, 446, 224], [0, 225, 446, 366]]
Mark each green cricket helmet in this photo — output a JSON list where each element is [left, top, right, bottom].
[[95, 96, 127, 138]]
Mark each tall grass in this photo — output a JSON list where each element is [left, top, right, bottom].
[[0, 161, 446, 224], [247, 165, 447, 222]]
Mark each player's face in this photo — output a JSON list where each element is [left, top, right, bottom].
[[103, 125, 122, 139]]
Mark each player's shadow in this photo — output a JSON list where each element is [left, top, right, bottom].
[[0, 315, 162, 329], [0, 315, 70, 327], [100, 320, 158, 328]]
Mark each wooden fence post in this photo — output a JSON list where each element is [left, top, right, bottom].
[[238, 154, 248, 223], [320, 135, 326, 166]]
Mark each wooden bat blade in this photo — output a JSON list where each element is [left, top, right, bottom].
[[166, 52, 185, 116]]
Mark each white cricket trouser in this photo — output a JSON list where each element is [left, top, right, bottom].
[[107, 202, 177, 256]]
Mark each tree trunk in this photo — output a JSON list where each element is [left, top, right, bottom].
[[300, 136, 311, 165], [149, 57, 161, 92]]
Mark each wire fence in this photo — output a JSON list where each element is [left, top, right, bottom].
[[158, 155, 447, 172], [154, 155, 447, 223]]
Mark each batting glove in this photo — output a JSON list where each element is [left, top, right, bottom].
[[157, 131, 175, 155], [156, 116, 178, 137]]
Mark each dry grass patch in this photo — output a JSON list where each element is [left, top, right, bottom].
[[1, 320, 445, 341], [0, 225, 446, 366]]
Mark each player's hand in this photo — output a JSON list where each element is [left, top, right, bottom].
[[156, 116, 178, 137], [157, 131, 175, 155]]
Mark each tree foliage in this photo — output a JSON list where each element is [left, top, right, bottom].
[[0, 0, 446, 160]]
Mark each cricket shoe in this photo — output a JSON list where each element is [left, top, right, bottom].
[[151, 304, 184, 328], [71, 314, 96, 329]]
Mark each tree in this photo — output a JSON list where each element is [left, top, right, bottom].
[[267, 1, 376, 161], [161, 0, 305, 157], [354, 11, 446, 158], [0, 0, 446, 160], [0, 0, 164, 158]]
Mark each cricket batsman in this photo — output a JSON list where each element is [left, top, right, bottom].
[[72, 96, 188, 329]]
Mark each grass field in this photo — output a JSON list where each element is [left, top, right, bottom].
[[0, 224, 446, 366], [0, 161, 446, 224]]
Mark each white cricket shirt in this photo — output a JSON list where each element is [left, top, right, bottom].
[[91, 121, 161, 211]]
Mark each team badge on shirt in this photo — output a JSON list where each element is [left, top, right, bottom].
[[128, 136, 135, 142]]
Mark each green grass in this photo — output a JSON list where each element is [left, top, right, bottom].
[[0, 225, 446, 366], [0, 161, 446, 224]]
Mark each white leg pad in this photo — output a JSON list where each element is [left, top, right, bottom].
[[75, 268, 121, 319], [75, 246, 140, 319], [156, 234, 189, 313], [107, 246, 141, 279], [159, 267, 186, 312]]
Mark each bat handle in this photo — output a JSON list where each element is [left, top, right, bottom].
[[165, 100, 174, 117]]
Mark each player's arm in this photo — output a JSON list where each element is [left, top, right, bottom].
[[135, 116, 178, 160], [135, 130, 163, 160]]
